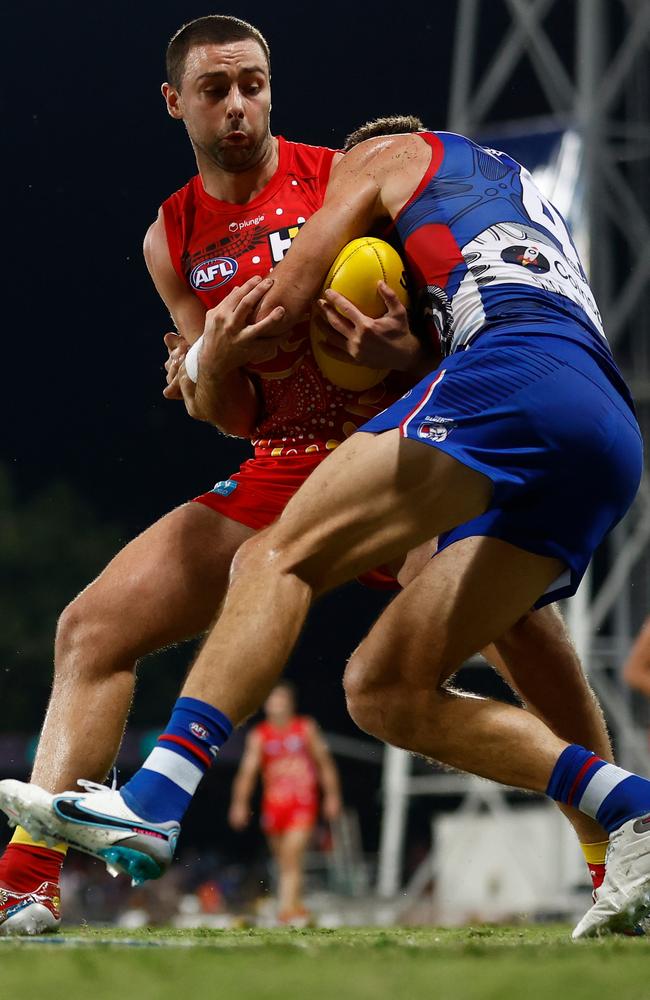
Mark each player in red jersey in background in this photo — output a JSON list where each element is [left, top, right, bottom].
[[229, 682, 341, 924]]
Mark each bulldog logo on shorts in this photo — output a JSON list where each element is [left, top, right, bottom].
[[417, 416, 456, 443]]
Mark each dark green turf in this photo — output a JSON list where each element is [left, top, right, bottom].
[[1, 926, 649, 1000]]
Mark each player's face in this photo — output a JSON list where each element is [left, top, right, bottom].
[[264, 687, 294, 723], [163, 40, 272, 173]]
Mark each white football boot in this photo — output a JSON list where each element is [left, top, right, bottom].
[[0, 779, 179, 886], [0, 881, 61, 936], [572, 812, 650, 939]]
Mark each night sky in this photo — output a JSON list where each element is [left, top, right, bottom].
[[4, 1, 578, 734]]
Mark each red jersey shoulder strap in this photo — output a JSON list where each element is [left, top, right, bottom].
[[161, 178, 198, 283], [285, 140, 340, 213]]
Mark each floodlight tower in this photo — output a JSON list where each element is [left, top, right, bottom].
[[377, 0, 650, 900]]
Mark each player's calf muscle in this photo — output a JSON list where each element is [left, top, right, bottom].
[[495, 608, 612, 759]]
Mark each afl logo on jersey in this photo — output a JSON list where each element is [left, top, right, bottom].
[[190, 256, 239, 290]]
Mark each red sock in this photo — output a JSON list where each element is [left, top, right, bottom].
[[588, 862, 606, 892], [0, 843, 64, 892]]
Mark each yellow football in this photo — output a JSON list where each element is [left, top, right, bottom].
[[309, 237, 410, 391]]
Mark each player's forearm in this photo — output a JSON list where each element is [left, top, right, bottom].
[[230, 770, 256, 809], [259, 180, 380, 329], [319, 758, 341, 799], [194, 366, 261, 438], [261, 218, 371, 329]]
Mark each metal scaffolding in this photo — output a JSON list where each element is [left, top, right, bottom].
[[377, 0, 650, 901]]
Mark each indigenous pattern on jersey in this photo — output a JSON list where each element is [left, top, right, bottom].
[[395, 131, 611, 366], [255, 717, 318, 824], [162, 137, 401, 458]]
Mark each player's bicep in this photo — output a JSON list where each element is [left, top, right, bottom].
[[316, 146, 383, 230], [256, 150, 386, 324], [144, 212, 206, 344], [282, 138, 412, 271]]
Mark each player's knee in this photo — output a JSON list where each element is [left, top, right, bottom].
[[228, 529, 278, 581], [345, 644, 457, 748], [229, 526, 318, 591], [55, 593, 128, 677], [345, 686, 408, 746], [55, 598, 96, 672], [343, 651, 393, 740]]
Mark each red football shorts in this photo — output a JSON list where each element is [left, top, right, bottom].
[[261, 797, 319, 836], [193, 453, 398, 590]]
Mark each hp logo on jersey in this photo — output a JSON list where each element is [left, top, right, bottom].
[[190, 256, 239, 290]]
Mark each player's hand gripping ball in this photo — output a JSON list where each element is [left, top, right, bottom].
[[310, 237, 410, 391]]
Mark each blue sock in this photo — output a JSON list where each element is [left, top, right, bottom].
[[121, 697, 233, 823], [547, 744, 650, 833]]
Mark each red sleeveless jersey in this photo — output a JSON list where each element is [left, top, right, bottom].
[[162, 136, 401, 458], [255, 716, 318, 806]]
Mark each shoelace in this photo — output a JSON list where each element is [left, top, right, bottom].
[[77, 772, 117, 795]]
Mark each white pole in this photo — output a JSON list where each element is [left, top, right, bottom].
[[376, 746, 411, 898]]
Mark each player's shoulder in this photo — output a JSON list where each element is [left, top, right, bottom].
[[341, 131, 437, 171], [249, 721, 271, 749], [144, 202, 168, 240], [152, 172, 202, 233], [143, 206, 175, 279], [296, 715, 317, 734]]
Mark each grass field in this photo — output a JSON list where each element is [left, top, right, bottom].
[[1, 926, 649, 1000]]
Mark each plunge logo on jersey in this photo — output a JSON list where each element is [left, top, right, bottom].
[[190, 256, 239, 291], [229, 214, 265, 233], [268, 222, 306, 264]]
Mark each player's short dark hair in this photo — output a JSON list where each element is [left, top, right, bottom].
[[166, 15, 271, 90], [343, 115, 426, 151]]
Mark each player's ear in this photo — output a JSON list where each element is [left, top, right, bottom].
[[162, 82, 184, 120]]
